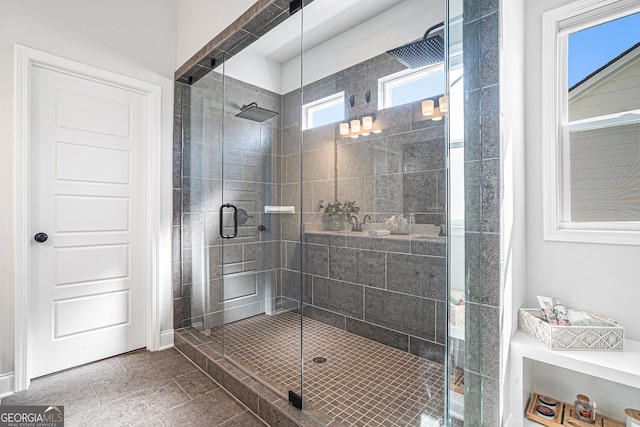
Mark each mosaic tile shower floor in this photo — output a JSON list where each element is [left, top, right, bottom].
[[204, 311, 446, 427]]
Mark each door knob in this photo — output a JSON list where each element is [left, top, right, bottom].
[[34, 233, 48, 243]]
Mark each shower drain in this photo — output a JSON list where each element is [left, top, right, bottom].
[[312, 356, 327, 364]]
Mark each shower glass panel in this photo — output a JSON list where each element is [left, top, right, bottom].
[[182, 66, 225, 354], [183, 9, 304, 402], [299, 0, 449, 424], [446, 0, 469, 424]]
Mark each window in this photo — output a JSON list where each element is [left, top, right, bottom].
[[378, 64, 444, 109], [542, 0, 640, 244], [302, 92, 344, 130]]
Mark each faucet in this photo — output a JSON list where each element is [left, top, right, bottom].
[[349, 215, 362, 232], [363, 215, 371, 226]]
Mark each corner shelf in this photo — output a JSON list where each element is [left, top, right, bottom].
[[511, 331, 640, 389], [509, 330, 640, 425]]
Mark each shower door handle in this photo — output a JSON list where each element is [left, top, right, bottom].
[[219, 203, 238, 239]]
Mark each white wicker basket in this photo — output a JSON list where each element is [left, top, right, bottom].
[[450, 303, 464, 326], [518, 308, 624, 351]]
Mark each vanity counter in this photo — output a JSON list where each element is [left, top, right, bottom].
[[302, 228, 446, 256], [304, 229, 446, 244]]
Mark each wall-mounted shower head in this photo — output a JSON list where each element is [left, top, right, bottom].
[[386, 22, 445, 69], [235, 102, 279, 122]]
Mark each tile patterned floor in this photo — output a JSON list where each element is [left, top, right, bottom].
[[1, 348, 266, 427], [205, 312, 446, 427]]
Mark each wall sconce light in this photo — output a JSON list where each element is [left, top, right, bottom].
[[339, 115, 380, 138], [421, 100, 434, 116], [439, 96, 448, 113], [431, 107, 443, 121], [422, 97, 447, 121], [362, 116, 373, 130]]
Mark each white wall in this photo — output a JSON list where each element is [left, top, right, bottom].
[[501, 0, 526, 424], [0, 0, 177, 390], [176, 0, 256, 68], [282, 0, 442, 94], [524, 0, 640, 341]]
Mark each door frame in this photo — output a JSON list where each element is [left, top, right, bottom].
[[13, 45, 164, 391]]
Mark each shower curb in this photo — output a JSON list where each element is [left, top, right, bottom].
[[174, 328, 325, 427]]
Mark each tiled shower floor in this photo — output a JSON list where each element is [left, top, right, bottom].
[[204, 311, 446, 427]]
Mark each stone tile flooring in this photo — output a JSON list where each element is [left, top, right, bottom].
[[1, 348, 266, 427], [205, 312, 446, 427]]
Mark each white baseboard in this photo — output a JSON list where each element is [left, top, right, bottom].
[[159, 329, 174, 350], [0, 372, 14, 399]]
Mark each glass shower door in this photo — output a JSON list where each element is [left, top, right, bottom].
[[217, 7, 305, 407]]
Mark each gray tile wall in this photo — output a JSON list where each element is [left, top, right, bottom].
[[279, 53, 448, 365], [462, 0, 501, 424]]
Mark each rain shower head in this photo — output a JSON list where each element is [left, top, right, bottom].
[[386, 22, 444, 69], [235, 102, 279, 122]]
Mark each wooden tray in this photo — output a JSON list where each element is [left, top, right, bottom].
[[525, 393, 625, 427], [526, 393, 564, 425], [450, 369, 464, 394]]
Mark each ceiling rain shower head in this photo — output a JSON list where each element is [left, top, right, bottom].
[[386, 22, 444, 69], [235, 102, 279, 122]]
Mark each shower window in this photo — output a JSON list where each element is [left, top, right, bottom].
[[302, 91, 345, 130], [378, 63, 444, 108]]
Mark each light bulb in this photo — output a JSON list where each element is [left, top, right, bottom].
[[350, 119, 361, 133], [339, 122, 349, 136]]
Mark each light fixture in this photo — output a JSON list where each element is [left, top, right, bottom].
[[439, 96, 448, 113], [421, 99, 434, 116], [362, 116, 373, 130], [431, 106, 443, 121], [338, 115, 379, 137]]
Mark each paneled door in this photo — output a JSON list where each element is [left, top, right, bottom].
[[29, 63, 148, 378]]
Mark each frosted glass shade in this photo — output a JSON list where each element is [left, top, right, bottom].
[[439, 96, 448, 113], [362, 116, 373, 130], [422, 99, 434, 116]]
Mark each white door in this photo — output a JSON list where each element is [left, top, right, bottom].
[[29, 63, 148, 378]]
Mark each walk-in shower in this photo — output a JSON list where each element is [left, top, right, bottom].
[[174, 0, 473, 424]]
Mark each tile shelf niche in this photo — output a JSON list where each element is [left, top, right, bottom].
[[510, 330, 640, 426]]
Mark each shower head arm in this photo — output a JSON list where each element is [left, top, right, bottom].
[[423, 22, 444, 40], [241, 102, 258, 111]]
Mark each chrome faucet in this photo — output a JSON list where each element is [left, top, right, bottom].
[[349, 215, 362, 232]]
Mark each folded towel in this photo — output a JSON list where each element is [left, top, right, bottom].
[[368, 230, 391, 237]]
